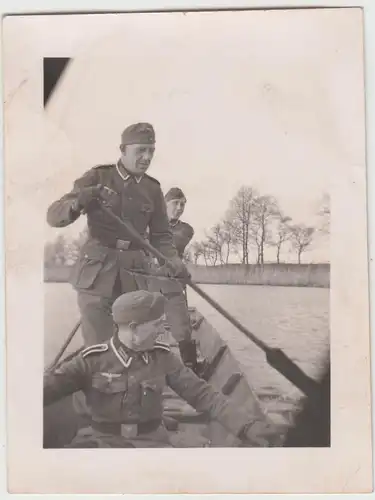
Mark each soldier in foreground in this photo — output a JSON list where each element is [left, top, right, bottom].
[[44, 290, 281, 448], [46, 122, 187, 346], [149, 187, 200, 371]]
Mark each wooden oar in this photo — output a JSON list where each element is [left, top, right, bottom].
[[100, 204, 320, 398], [47, 320, 81, 371]]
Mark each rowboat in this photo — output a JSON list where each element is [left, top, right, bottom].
[[43, 307, 289, 448]]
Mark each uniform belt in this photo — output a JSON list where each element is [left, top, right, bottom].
[[91, 419, 161, 436], [104, 239, 144, 251]]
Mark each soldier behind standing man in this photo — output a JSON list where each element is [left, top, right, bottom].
[[164, 187, 194, 259], [46, 122, 187, 346], [149, 187, 202, 372]]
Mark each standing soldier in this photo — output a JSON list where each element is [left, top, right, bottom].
[[46, 122, 187, 346], [44, 290, 281, 448], [149, 187, 200, 372]]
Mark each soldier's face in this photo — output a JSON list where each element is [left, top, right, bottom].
[[120, 143, 155, 176], [118, 316, 165, 351], [166, 198, 186, 221]]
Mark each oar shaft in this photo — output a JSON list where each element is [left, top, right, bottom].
[[47, 320, 81, 371], [187, 281, 267, 351]]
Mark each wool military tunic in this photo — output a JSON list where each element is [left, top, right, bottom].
[[44, 338, 251, 440], [47, 163, 178, 298], [169, 220, 194, 258]]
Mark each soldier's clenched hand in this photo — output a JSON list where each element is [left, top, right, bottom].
[[77, 185, 119, 212], [240, 418, 283, 447], [166, 256, 191, 279], [77, 185, 103, 211], [99, 186, 120, 208]]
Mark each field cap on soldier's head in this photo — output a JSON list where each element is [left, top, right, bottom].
[[165, 187, 186, 202], [112, 290, 165, 325], [121, 123, 155, 146]]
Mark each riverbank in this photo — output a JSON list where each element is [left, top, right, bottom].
[[44, 263, 330, 288], [191, 263, 329, 288]]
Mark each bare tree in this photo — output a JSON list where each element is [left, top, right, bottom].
[[290, 225, 315, 264], [221, 217, 237, 264], [249, 195, 279, 264], [206, 223, 232, 265], [65, 227, 90, 265], [249, 224, 263, 264], [190, 241, 204, 265], [271, 214, 293, 264], [227, 186, 258, 265], [200, 241, 213, 266], [205, 225, 221, 265], [44, 234, 73, 266], [182, 248, 192, 264]]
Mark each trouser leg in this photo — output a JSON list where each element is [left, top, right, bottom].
[[77, 292, 116, 345], [150, 277, 192, 343], [163, 290, 192, 342], [151, 278, 202, 373], [74, 282, 122, 418]]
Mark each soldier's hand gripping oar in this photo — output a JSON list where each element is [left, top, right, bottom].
[[99, 203, 319, 399]]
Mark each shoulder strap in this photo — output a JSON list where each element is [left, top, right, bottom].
[[93, 164, 115, 170], [153, 341, 171, 352], [180, 221, 194, 235], [81, 343, 109, 358], [144, 173, 160, 185]]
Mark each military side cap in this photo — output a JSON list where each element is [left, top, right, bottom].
[[165, 187, 186, 202], [112, 290, 166, 325], [121, 122, 155, 145]]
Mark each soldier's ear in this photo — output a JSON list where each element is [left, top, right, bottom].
[[128, 321, 138, 331], [120, 144, 127, 154]]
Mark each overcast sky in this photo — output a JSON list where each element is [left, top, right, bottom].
[[4, 9, 365, 263]]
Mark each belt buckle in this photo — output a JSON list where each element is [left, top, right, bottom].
[[120, 424, 138, 438], [116, 239, 131, 251]]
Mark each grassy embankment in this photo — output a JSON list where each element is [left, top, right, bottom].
[[45, 263, 330, 288]]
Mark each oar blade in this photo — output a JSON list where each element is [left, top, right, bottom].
[[266, 347, 319, 398]]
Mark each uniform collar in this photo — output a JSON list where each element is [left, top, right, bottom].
[[169, 218, 180, 228], [116, 161, 143, 184], [110, 336, 149, 368]]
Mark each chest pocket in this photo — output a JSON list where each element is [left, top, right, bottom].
[[91, 373, 128, 394], [140, 375, 165, 419]]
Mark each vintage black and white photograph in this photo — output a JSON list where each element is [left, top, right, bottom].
[[3, 6, 372, 494]]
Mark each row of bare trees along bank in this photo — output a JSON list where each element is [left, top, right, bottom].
[[184, 187, 330, 266]]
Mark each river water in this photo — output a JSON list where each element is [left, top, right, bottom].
[[44, 283, 329, 416]]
